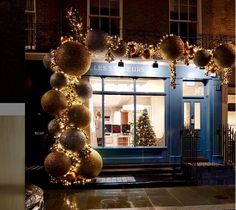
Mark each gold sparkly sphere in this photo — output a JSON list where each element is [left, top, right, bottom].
[[48, 119, 61, 136], [111, 40, 127, 57], [44, 152, 71, 178], [67, 105, 91, 128], [141, 49, 151, 60], [193, 49, 211, 67], [213, 43, 235, 68], [86, 29, 108, 53], [74, 80, 93, 101], [43, 53, 53, 71], [50, 72, 68, 89], [78, 148, 103, 179], [65, 172, 77, 182], [55, 41, 91, 76], [160, 35, 185, 61], [41, 90, 67, 116]]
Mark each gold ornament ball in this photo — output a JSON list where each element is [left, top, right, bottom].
[[160, 35, 185, 61], [141, 49, 151, 60], [67, 105, 91, 128], [60, 128, 86, 152], [55, 41, 91, 76], [41, 90, 68, 116], [74, 80, 93, 101], [193, 49, 211, 67], [86, 29, 108, 53], [48, 119, 61, 136], [50, 72, 67, 89], [43, 53, 53, 71], [111, 40, 127, 57], [78, 148, 103, 179], [44, 152, 72, 178], [65, 172, 77, 182], [213, 43, 235, 68]]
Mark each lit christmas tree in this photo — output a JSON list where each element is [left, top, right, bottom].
[[136, 109, 160, 146]]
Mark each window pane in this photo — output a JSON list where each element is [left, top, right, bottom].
[[104, 77, 134, 92], [90, 17, 100, 30], [110, 18, 120, 35], [136, 96, 165, 146], [90, 95, 103, 147], [110, 0, 119, 16], [194, 102, 200, 129], [180, 5, 188, 20], [184, 102, 190, 128], [179, 22, 187, 40], [170, 4, 179, 19], [26, 0, 34, 11], [100, 0, 109, 15], [90, 0, 99, 15], [189, 5, 197, 20], [183, 81, 204, 96], [188, 22, 197, 44], [189, 0, 197, 6], [136, 78, 165, 93], [101, 17, 110, 34], [170, 21, 179, 35], [104, 95, 134, 147], [89, 77, 102, 91]]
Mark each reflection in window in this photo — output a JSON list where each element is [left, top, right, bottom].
[[183, 81, 204, 96], [136, 79, 165, 93], [104, 77, 133, 92], [194, 102, 200, 129], [184, 102, 190, 128], [89, 77, 102, 91]]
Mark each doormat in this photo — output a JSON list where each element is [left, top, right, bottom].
[[96, 176, 136, 183]]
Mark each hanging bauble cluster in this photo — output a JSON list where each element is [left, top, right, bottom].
[[42, 39, 103, 186]]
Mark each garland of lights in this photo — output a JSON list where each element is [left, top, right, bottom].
[[41, 7, 235, 186]]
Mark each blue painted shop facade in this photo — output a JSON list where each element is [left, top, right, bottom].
[[85, 61, 222, 165]]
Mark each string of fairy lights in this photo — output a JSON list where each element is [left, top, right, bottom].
[[41, 7, 235, 186]]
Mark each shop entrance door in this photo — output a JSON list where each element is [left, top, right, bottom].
[[183, 98, 206, 159]]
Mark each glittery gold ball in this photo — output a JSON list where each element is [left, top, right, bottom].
[[50, 72, 67, 89], [213, 43, 235, 68], [55, 41, 91, 76], [41, 90, 68, 116], [86, 29, 108, 53], [193, 49, 211, 67], [160, 35, 185, 61], [44, 152, 71, 178], [141, 49, 151, 60], [67, 105, 91, 128], [43, 53, 53, 71], [48, 119, 61, 136], [111, 40, 127, 58], [60, 128, 86, 152], [74, 80, 93, 101], [78, 148, 103, 179], [65, 172, 77, 182]]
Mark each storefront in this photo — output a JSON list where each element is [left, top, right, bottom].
[[85, 60, 222, 165]]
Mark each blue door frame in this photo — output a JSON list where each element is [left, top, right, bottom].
[[85, 61, 222, 165]]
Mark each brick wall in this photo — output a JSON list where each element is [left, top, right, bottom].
[[202, 0, 235, 36], [123, 0, 169, 43]]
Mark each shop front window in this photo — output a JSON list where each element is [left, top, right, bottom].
[[89, 77, 166, 147]]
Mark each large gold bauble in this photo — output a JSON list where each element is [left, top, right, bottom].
[[65, 172, 77, 182], [48, 119, 61, 137], [43, 53, 52, 71], [50, 72, 67, 89], [44, 152, 71, 178], [54, 41, 91, 76], [78, 148, 103, 179], [41, 90, 67, 116], [111, 40, 127, 58], [213, 43, 235, 68], [141, 49, 151, 60], [160, 35, 185, 61], [193, 49, 211, 67], [67, 105, 91, 128], [86, 29, 108, 53], [60, 128, 86, 152], [74, 80, 93, 101]]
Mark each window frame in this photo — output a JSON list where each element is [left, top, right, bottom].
[[91, 76, 166, 148], [25, 0, 36, 50], [87, 0, 123, 38]]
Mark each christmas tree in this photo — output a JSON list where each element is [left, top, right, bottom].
[[136, 109, 160, 146]]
